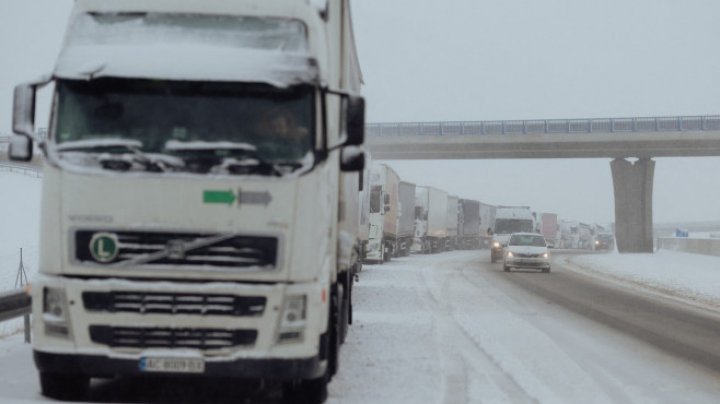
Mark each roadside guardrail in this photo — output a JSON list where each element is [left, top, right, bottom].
[[657, 237, 720, 258], [0, 163, 42, 178], [0, 289, 31, 323]]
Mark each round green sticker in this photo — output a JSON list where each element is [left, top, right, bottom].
[[89, 233, 119, 263]]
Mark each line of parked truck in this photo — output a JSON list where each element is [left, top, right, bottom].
[[359, 163, 497, 263], [359, 163, 615, 266]]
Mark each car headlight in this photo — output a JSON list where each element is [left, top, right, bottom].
[[493, 242, 501, 248], [278, 295, 306, 343], [542, 253, 549, 259], [595, 240, 600, 245], [43, 287, 71, 338], [506, 251, 514, 258]]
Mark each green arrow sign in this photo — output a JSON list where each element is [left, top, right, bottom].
[[203, 190, 236, 205]]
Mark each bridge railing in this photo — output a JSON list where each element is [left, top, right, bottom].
[[367, 115, 720, 136]]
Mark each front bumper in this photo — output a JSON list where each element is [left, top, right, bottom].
[[504, 257, 550, 269], [32, 276, 328, 377], [34, 350, 323, 379]]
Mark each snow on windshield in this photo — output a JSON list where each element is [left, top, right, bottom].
[[68, 13, 308, 52]]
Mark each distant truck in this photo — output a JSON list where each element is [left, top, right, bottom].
[[366, 164, 400, 262], [479, 202, 496, 248], [446, 195, 459, 250], [396, 181, 416, 257], [491, 206, 536, 263], [413, 186, 449, 253], [536, 213, 559, 248], [458, 199, 481, 249]]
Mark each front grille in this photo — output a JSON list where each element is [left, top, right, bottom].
[[515, 253, 541, 258], [76, 231, 277, 268], [83, 291, 266, 317], [89, 326, 257, 350]]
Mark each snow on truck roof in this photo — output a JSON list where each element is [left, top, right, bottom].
[[495, 206, 534, 220], [57, 0, 328, 86]]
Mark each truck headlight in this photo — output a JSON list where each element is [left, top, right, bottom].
[[493, 241, 501, 248], [278, 295, 306, 343], [43, 287, 71, 338]]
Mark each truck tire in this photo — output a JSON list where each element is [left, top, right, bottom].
[[40, 372, 89, 401]]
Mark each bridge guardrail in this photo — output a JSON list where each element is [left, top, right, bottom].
[[367, 115, 720, 137], [0, 163, 42, 178]]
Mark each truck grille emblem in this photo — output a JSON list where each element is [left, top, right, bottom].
[[89, 233, 119, 263], [166, 240, 186, 260]]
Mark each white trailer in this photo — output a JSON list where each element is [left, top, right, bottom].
[[412, 186, 448, 253], [10, 1, 365, 402], [396, 181, 416, 257], [479, 202, 496, 248], [458, 199, 481, 249], [446, 195, 459, 250], [366, 163, 400, 262]]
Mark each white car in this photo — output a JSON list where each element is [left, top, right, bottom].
[[503, 233, 551, 273]]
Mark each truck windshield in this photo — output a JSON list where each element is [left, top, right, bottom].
[[53, 78, 315, 174], [509, 234, 546, 247], [495, 219, 534, 234]]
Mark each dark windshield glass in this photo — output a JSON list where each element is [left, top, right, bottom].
[[54, 78, 315, 164], [370, 186, 382, 213], [509, 235, 546, 247]]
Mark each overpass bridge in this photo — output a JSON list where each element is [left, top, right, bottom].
[[366, 115, 720, 253], [365, 115, 720, 159]]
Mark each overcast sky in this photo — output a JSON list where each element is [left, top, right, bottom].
[[2, 0, 720, 224]]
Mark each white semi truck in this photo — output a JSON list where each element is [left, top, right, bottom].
[[490, 206, 536, 263], [9, 1, 364, 402], [366, 163, 400, 262]]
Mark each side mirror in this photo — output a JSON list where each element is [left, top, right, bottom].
[[344, 96, 365, 146], [8, 136, 34, 162], [13, 83, 37, 137], [340, 146, 365, 172]]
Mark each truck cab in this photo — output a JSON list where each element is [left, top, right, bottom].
[[9, 1, 364, 402]]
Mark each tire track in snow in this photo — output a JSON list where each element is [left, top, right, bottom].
[[418, 255, 538, 404]]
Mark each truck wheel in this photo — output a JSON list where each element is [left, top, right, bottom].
[[40, 372, 89, 401], [338, 279, 350, 344], [490, 255, 496, 264]]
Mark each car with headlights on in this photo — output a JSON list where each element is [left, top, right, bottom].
[[503, 233, 551, 273]]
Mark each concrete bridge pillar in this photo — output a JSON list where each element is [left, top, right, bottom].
[[610, 158, 655, 253]]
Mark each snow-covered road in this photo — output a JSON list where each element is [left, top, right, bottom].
[[329, 250, 720, 403], [2, 250, 720, 403]]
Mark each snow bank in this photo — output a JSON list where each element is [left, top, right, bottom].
[[565, 250, 720, 309]]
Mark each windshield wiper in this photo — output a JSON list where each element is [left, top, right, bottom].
[[165, 141, 283, 177]]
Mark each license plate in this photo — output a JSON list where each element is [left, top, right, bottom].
[[139, 357, 205, 374]]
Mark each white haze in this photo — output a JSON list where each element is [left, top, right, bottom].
[[2, 0, 720, 224]]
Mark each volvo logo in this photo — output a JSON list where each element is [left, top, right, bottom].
[[166, 240, 187, 260], [89, 233, 119, 263]]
